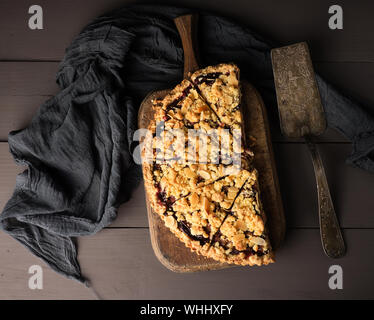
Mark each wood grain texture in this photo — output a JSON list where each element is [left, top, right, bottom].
[[1, 142, 373, 229], [0, 144, 24, 212], [1, 228, 374, 299], [0, 62, 58, 96], [138, 81, 285, 272], [0, 96, 48, 141], [275, 143, 374, 229], [1, 0, 374, 62], [242, 82, 286, 248], [174, 14, 200, 78], [3, 61, 374, 142], [0, 0, 373, 300]]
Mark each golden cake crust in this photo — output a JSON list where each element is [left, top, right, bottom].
[[141, 63, 274, 266]]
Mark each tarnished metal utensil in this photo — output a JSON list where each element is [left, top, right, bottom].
[[271, 42, 346, 258]]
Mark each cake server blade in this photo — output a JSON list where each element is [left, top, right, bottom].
[[271, 42, 345, 258]]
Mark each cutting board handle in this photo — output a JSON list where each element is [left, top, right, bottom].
[[174, 14, 200, 78]]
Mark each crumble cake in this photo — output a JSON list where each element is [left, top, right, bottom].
[[191, 63, 242, 130], [142, 63, 274, 266]]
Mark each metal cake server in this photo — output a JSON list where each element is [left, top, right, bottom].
[[271, 42, 346, 258]]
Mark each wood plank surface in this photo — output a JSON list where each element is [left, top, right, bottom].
[[0, 0, 373, 300], [275, 143, 374, 229], [0, 62, 58, 96], [1, 0, 374, 62], [0, 96, 47, 141], [3, 61, 374, 141], [1, 142, 373, 229], [0, 228, 373, 299]]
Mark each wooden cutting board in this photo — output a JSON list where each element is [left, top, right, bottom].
[[138, 80, 286, 272], [138, 14, 285, 272]]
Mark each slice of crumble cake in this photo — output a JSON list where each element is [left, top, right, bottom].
[[142, 63, 274, 266], [191, 63, 242, 130]]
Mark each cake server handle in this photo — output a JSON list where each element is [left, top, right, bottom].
[[305, 136, 346, 258]]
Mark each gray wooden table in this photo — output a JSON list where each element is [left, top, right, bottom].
[[0, 0, 373, 299]]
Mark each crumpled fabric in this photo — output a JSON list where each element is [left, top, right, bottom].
[[1, 4, 373, 283]]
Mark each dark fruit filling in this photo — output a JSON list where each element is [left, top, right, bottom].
[[212, 231, 268, 257], [184, 120, 196, 129], [230, 248, 241, 255], [217, 238, 230, 250], [221, 186, 229, 195], [208, 202, 218, 214], [178, 220, 209, 245], [156, 184, 167, 205], [252, 203, 260, 216], [230, 246, 269, 258], [244, 230, 254, 237], [212, 231, 230, 250], [154, 100, 163, 107], [166, 85, 192, 111], [155, 183, 176, 208], [205, 119, 219, 129], [196, 176, 205, 184], [166, 196, 176, 207], [219, 123, 230, 130], [212, 231, 222, 244], [194, 72, 223, 86], [203, 225, 211, 235]]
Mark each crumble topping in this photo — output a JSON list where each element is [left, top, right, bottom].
[[142, 63, 274, 266]]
